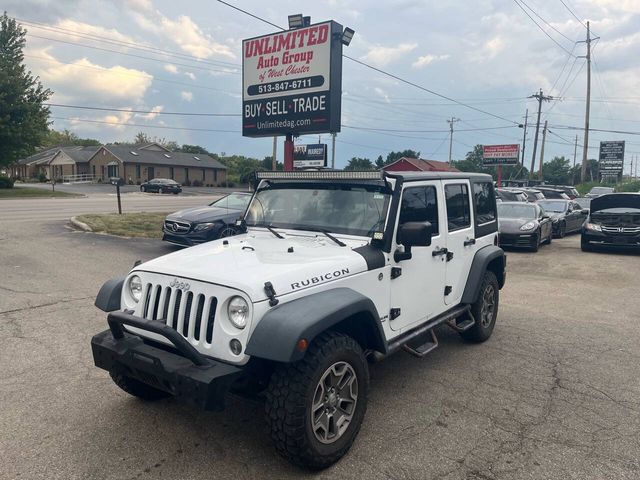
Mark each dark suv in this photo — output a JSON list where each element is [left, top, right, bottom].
[[582, 193, 640, 251]]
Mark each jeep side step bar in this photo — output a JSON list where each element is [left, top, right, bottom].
[[386, 305, 472, 358]]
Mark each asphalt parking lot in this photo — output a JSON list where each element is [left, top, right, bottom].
[[1, 223, 639, 480]]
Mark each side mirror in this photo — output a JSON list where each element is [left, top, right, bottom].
[[395, 221, 432, 262]]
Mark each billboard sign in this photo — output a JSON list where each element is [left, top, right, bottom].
[[482, 144, 520, 166], [599, 141, 625, 173], [242, 21, 343, 138], [293, 143, 327, 168]]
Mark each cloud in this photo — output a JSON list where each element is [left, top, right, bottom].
[[69, 109, 133, 131], [136, 105, 163, 121], [54, 19, 137, 45], [184, 72, 196, 80], [412, 54, 450, 68], [27, 47, 153, 103], [374, 87, 391, 103], [361, 43, 417, 67], [180, 91, 193, 102], [163, 64, 178, 74]]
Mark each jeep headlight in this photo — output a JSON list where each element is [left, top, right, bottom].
[[585, 222, 602, 232], [128, 275, 143, 302], [520, 221, 536, 231], [228, 296, 248, 329]]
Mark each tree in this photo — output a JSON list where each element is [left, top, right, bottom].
[[0, 13, 52, 169], [42, 129, 100, 147], [344, 157, 374, 170], [261, 156, 283, 171], [542, 156, 571, 185], [374, 155, 385, 169], [385, 149, 420, 166]]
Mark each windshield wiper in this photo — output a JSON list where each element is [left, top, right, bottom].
[[316, 229, 346, 247], [256, 224, 283, 239]]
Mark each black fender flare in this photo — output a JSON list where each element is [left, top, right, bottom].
[[461, 245, 506, 304], [95, 276, 125, 312], [245, 288, 386, 363]]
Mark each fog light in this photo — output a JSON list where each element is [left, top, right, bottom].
[[229, 339, 242, 356]]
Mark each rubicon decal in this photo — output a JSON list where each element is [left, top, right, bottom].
[[291, 268, 350, 290]]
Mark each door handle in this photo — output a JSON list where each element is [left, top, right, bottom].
[[464, 238, 476, 247], [432, 247, 448, 257]]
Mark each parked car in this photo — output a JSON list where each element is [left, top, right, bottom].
[[535, 187, 571, 200], [585, 186, 614, 198], [162, 192, 252, 246], [496, 188, 528, 202], [581, 193, 640, 251], [140, 178, 182, 194], [521, 188, 545, 202], [544, 185, 580, 199], [538, 199, 589, 237], [497, 201, 553, 251]]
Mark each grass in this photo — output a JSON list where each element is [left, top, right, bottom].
[[0, 187, 82, 198], [76, 212, 169, 238]]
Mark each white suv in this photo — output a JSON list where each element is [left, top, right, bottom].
[[92, 170, 506, 469]]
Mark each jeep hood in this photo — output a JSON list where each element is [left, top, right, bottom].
[[135, 230, 375, 302], [590, 193, 640, 213]]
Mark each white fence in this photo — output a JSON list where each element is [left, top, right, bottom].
[[61, 174, 96, 184]]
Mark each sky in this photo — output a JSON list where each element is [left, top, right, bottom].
[[5, 0, 640, 172]]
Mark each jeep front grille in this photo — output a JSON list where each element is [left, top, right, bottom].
[[140, 283, 217, 345]]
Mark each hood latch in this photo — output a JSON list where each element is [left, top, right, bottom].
[[264, 282, 279, 307]]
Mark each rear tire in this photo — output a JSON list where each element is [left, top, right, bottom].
[[460, 271, 499, 343], [545, 230, 552, 244], [109, 371, 171, 401], [558, 222, 566, 238], [265, 332, 369, 470]]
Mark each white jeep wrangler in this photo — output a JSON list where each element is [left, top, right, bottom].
[[92, 170, 506, 469]]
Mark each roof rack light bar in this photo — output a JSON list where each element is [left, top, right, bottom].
[[256, 171, 384, 180]]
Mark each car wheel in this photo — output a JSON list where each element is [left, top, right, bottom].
[[558, 222, 566, 238], [531, 231, 540, 252], [545, 229, 553, 244], [140, 186, 146, 192], [265, 332, 369, 470], [109, 370, 171, 401], [461, 271, 499, 343], [217, 226, 238, 238], [159, 187, 164, 194]]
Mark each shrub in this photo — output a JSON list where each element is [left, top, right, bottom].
[[192, 179, 203, 187], [0, 176, 14, 189], [615, 180, 640, 193], [183, 179, 192, 186], [38, 172, 48, 183]]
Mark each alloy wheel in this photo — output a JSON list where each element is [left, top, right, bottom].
[[480, 284, 496, 328], [311, 361, 358, 444]]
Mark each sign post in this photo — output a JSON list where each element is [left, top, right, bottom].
[[598, 141, 625, 182], [242, 19, 350, 170], [482, 144, 520, 187]]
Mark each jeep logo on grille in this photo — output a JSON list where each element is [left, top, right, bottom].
[[169, 278, 190, 291]]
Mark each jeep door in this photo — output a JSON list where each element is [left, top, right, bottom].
[[389, 181, 447, 332], [442, 181, 475, 306]]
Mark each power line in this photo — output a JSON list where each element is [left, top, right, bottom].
[[342, 125, 516, 134], [50, 116, 238, 133], [215, 0, 520, 126], [512, 0, 576, 56], [551, 125, 640, 136], [516, 0, 576, 43], [45, 103, 241, 116], [558, 0, 589, 30]]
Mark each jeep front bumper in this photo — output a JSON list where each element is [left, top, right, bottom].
[[91, 312, 242, 411]]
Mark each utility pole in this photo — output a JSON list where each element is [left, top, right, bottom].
[[447, 117, 460, 164], [528, 90, 553, 178], [579, 21, 598, 183], [539, 120, 548, 180], [272, 136, 277, 171], [331, 132, 336, 169], [572, 135, 579, 184], [521, 109, 528, 166]]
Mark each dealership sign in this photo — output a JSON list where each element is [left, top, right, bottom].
[[482, 144, 520, 166], [242, 21, 343, 138], [599, 141, 625, 173], [293, 143, 327, 168]]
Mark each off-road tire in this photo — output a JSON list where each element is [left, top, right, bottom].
[[461, 271, 499, 343], [265, 331, 369, 470], [109, 371, 171, 401]]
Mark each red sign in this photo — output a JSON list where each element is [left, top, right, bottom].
[[482, 144, 519, 165]]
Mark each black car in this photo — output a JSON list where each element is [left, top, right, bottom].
[[497, 201, 553, 251], [521, 188, 545, 202], [162, 192, 252, 247], [581, 193, 640, 251], [496, 188, 528, 202], [538, 199, 588, 237], [535, 187, 571, 200], [141, 178, 182, 194], [543, 185, 580, 199]]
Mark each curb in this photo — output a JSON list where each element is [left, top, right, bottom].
[[70, 216, 93, 232]]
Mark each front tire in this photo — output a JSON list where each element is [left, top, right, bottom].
[[140, 185, 146, 192], [460, 271, 499, 343], [109, 371, 171, 401], [265, 332, 369, 470], [581, 237, 593, 252], [217, 225, 238, 239], [557, 222, 566, 238]]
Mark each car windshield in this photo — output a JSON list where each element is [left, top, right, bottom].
[[538, 200, 567, 213], [210, 193, 251, 210], [245, 184, 392, 237], [497, 203, 536, 219]]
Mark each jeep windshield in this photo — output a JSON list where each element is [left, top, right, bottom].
[[245, 184, 391, 237]]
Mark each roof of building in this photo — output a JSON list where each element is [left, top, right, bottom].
[[16, 146, 100, 165], [58, 146, 101, 163], [383, 157, 460, 172], [17, 147, 59, 165], [101, 145, 228, 170]]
